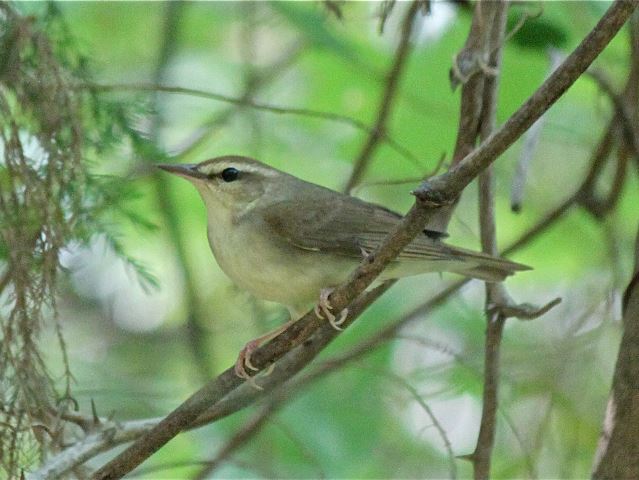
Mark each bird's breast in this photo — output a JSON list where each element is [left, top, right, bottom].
[[206, 218, 352, 312]]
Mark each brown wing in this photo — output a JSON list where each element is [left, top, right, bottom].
[[261, 190, 455, 262]]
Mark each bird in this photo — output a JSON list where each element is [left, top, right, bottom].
[[158, 155, 530, 379]]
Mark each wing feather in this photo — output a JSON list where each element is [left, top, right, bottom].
[[260, 187, 530, 281], [261, 191, 452, 262]]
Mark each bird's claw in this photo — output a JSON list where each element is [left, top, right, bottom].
[[234, 340, 263, 390], [314, 288, 348, 330]]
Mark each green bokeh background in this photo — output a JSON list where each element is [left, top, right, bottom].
[[21, 2, 637, 478]]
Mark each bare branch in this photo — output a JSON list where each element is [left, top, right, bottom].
[[414, 0, 637, 203], [472, 3, 509, 478], [371, 369, 457, 479], [171, 41, 305, 159], [586, 69, 639, 161], [592, 11, 639, 478], [592, 223, 639, 478]]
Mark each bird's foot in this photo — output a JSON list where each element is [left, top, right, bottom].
[[234, 340, 263, 390], [314, 287, 348, 330], [233, 317, 296, 389]]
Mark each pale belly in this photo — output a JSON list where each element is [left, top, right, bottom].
[[207, 223, 354, 313]]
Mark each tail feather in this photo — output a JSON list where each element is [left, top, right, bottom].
[[380, 239, 531, 282], [461, 264, 521, 282], [454, 251, 531, 283]]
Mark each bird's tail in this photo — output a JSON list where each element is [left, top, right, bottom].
[[450, 246, 531, 282]]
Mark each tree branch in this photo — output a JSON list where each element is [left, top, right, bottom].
[[472, 3, 510, 479], [592, 223, 639, 478], [414, 0, 637, 203], [427, 0, 502, 234], [591, 11, 639, 478]]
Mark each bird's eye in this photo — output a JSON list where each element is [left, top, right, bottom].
[[220, 167, 239, 182]]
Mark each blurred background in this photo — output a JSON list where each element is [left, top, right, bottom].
[[4, 1, 638, 478]]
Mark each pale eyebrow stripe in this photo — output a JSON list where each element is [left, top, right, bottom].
[[199, 163, 277, 177]]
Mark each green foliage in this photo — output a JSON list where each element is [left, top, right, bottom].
[[508, 10, 570, 51], [0, 3, 157, 476], [2, 1, 636, 479]]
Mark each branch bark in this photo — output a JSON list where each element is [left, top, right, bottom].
[[89, 2, 636, 478], [592, 15, 639, 468], [471, 2, 509, 479], [592, 224, 639, 479]]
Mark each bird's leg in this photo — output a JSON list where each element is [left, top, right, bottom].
[[314, 287, 348, 331], [234, 316, 296, 384]]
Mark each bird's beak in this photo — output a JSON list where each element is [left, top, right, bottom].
[[157, 163, 208, 180]]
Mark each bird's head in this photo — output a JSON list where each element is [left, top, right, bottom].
[[158, 155, 281, 215]]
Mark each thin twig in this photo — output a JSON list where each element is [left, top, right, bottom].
[[351, 153, 446, 195], [366, 368, 457, 479], [343, 0, 421, 193], [171, 42, 305, 159], [472, 3, 509, 479], [576, 13, 639, 219], [586, 69, 639, 160], [80, 82, 423, 170]]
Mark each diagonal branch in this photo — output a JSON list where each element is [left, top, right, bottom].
[[414, 0, 636, 202], [90, 2, 637, 478]]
